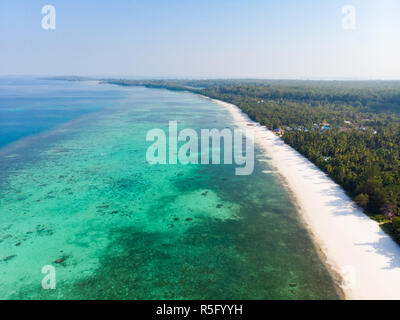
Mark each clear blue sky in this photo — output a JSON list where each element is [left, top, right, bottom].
[[0, 0, 399, 79]]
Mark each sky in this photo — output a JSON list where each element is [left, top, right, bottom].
[[0, 0, 399, 79]]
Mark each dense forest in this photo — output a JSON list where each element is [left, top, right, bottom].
[[105, 79, 400, 241]]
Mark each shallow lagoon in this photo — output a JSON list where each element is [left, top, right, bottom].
[[0, 80, 339, 299]]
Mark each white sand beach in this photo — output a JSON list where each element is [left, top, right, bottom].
[[211, 97, 400, 300]]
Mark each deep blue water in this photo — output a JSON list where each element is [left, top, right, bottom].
[[0, 77, 128, 148]]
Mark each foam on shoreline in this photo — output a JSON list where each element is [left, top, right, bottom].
[[210, 97, 400, 300]]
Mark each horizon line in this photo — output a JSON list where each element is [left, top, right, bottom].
[[2, 74, 400, 82]]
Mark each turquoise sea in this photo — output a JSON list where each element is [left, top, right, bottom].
[[0, 78, 339, 299]]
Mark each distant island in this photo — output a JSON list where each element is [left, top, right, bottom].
[[41, 76, 95, 81]]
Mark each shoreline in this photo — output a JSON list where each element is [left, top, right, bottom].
[[208, 96, 400, 300]]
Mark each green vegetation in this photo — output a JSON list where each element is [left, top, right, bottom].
[[105, 78, 400, 241]]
